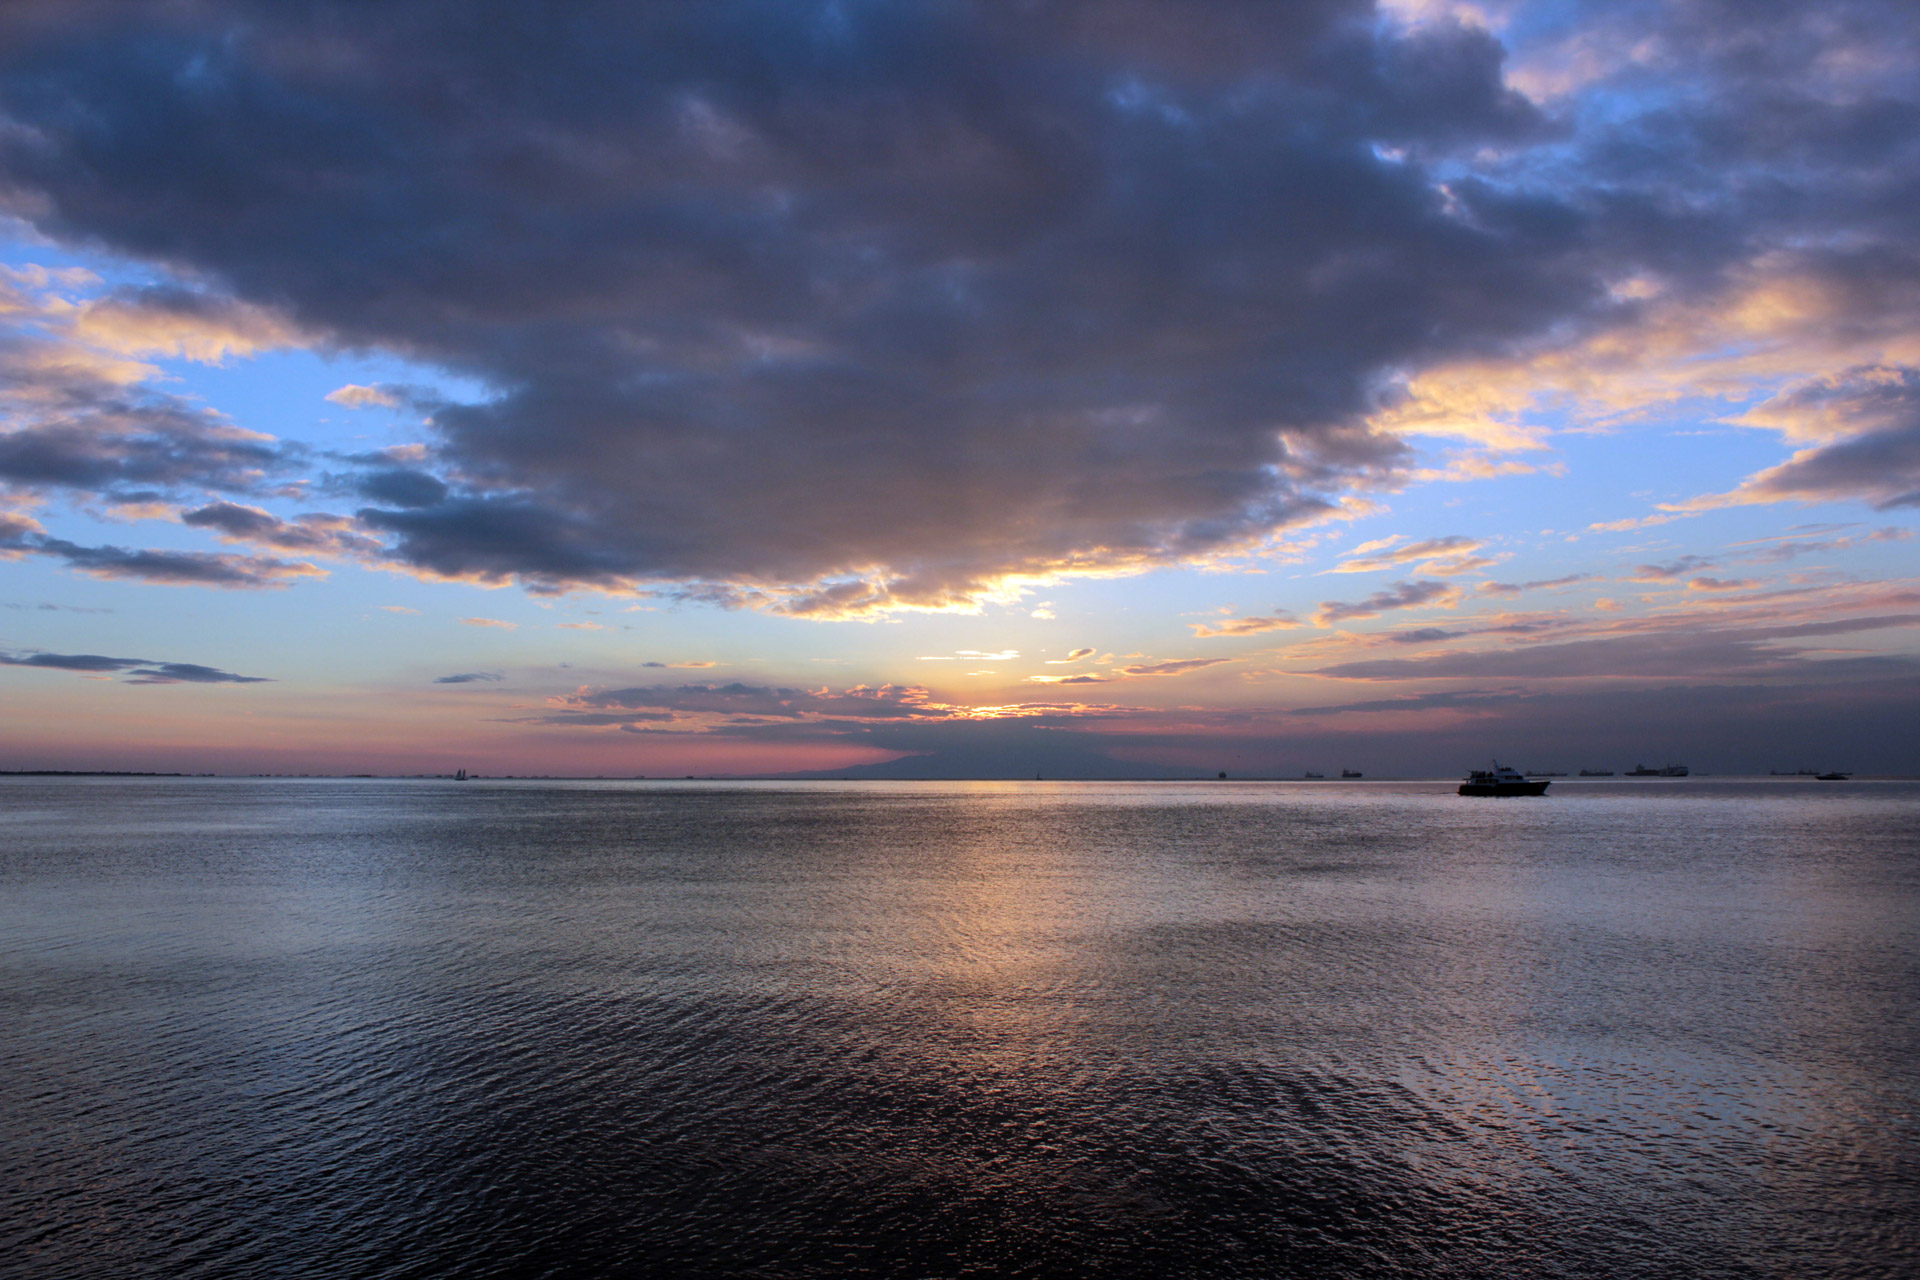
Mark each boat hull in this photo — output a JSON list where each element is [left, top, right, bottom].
[[1458, 780, 1551, 797]]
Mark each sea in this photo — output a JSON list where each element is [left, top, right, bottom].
[[2, 777, 1916, 1279]]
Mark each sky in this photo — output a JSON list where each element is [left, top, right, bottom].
[[1, 0, 1917, 778]]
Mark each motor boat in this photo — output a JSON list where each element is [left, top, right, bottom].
[[1459, 763, 1550, 797]]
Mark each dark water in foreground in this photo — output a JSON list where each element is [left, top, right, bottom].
[[2, 778, 1917, 1279]]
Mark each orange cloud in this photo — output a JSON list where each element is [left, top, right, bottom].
[[1191, 614, 1301, 637], [71, 290, 307, 363]]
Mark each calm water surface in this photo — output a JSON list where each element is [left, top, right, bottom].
[[2, 778, 1916, 1278]]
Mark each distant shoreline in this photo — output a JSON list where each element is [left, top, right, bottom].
[[0, 769, 203, 777]]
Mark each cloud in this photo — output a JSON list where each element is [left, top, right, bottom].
[[459, 617, 516, 630], [1191, 613, 1302, 637], [180, 502, 381, 557], [1029, 655, 1233, 681], [1738, 526, 1913, 563], [0, 515, 325, 586], [1693, 366, 1920, 510], [1, 265, 100, 291], [0, 0, 1610, 609], [1627, 555, 1716, 583], [1416, 554, 1499, 576], [0, 651, 268, 682], [1588, 514, 1689, 534], [555, 621, 608, 630], [0, 279, 298, 506], [70, 285, 305, 363], [1478, 573, 1595, 597], [1299, 612, 1581, 654], [1409, 452, 1553, 485], [0, 651, 134, 672], [34, 540, 321, 587], [0, 385, 292, 500], [1329, 534, 1483, 574], [122, 662, 273, 684], [0, 1, 1912, 616], [352, 468, 449, 509], [1118, 657, 1236, 677], [1731, 365, 1920, 448], [380, 604, 421, 614], [1312, 578, 1462, 626], [540, 681, 953, 724], [1687, 576, 1758, 593], [434, 671, 503, 684], [326, 384, 401, 409], [526, 681, 1138, 740], [1309, 613, 1920, 682], [1291, 688, 1538, 716], [640, 660, 718, 668], [1380, 627, 1465, 645]]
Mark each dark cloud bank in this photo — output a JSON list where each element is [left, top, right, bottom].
[[3, 1, 1914, 608], [514, 637, 1920, 773], [517, 676, 1920, 778]]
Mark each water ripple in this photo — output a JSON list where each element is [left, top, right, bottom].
[[2, 778, 1916, 1278]]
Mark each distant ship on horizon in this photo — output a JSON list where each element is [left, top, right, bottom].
[[1578, 769, 1614, 776], [1626, 763, 1689, 777], [454, 768, 469, 781], [1460, 763, 1550, 797]]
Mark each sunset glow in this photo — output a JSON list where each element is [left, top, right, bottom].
[[1, 1, 1916, 776]]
